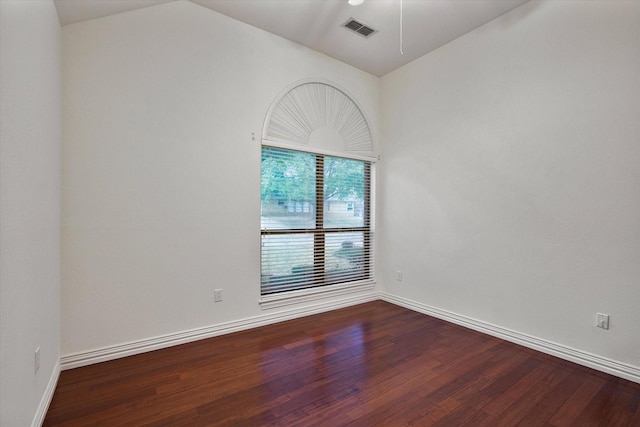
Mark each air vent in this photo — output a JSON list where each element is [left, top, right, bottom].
[[342, 18, 377, 38]]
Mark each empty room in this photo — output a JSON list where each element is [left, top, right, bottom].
[[1, 0, 639, 425]]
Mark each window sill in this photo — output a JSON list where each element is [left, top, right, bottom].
[[259, 279, 375, 310]]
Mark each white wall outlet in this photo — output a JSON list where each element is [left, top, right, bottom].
[[396, 270, 403, 281], [35, 347, 40, 373], [214, 289, 223, 302], [596, 313, 609, 330]]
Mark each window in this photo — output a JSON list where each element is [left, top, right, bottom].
[[261, 146, 372, 296]]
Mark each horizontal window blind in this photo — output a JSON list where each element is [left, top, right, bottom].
[[261, 146, 373, 295]]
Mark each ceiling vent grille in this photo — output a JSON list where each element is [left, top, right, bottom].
[[342, 18, 377, 38]]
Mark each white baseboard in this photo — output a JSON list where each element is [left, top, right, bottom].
[[61, 291, 378, 370], [32, 359, 60, 427], [380, 292, 640, 384], [60, 290, 640, 385]]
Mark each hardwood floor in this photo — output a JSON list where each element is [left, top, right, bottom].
[[44, 301, 640, 426]]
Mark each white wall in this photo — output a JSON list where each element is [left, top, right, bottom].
[[380, 0, 640, 370], [62, 1, 379, 357], [0, 0, 62, 425]]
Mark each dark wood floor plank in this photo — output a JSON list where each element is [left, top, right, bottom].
[[569, 378, 628, 427], [513, 365, 587, 426], [495, 363, 574, 426], [44, 301, 640, 426], [482, 356, 556, 417], [547, 370, 609, 426], [602, 383, 640, 427]]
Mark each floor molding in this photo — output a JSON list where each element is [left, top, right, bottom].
[[32, 359, 60, 427], [60, 291, 378, 370], [379, 292, 640, 384], [60, 290, 639, 385]]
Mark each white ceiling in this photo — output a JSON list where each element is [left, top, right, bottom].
[[54, 0, 529, 77]]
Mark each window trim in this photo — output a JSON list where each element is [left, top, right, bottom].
[[259, 279, 376, 310]]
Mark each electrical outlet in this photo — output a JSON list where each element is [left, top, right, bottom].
[[596, 313, 609, 330], [35, 347, 40, 373], [214, 289, 223, 302], [396, 270, 403, 281]]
